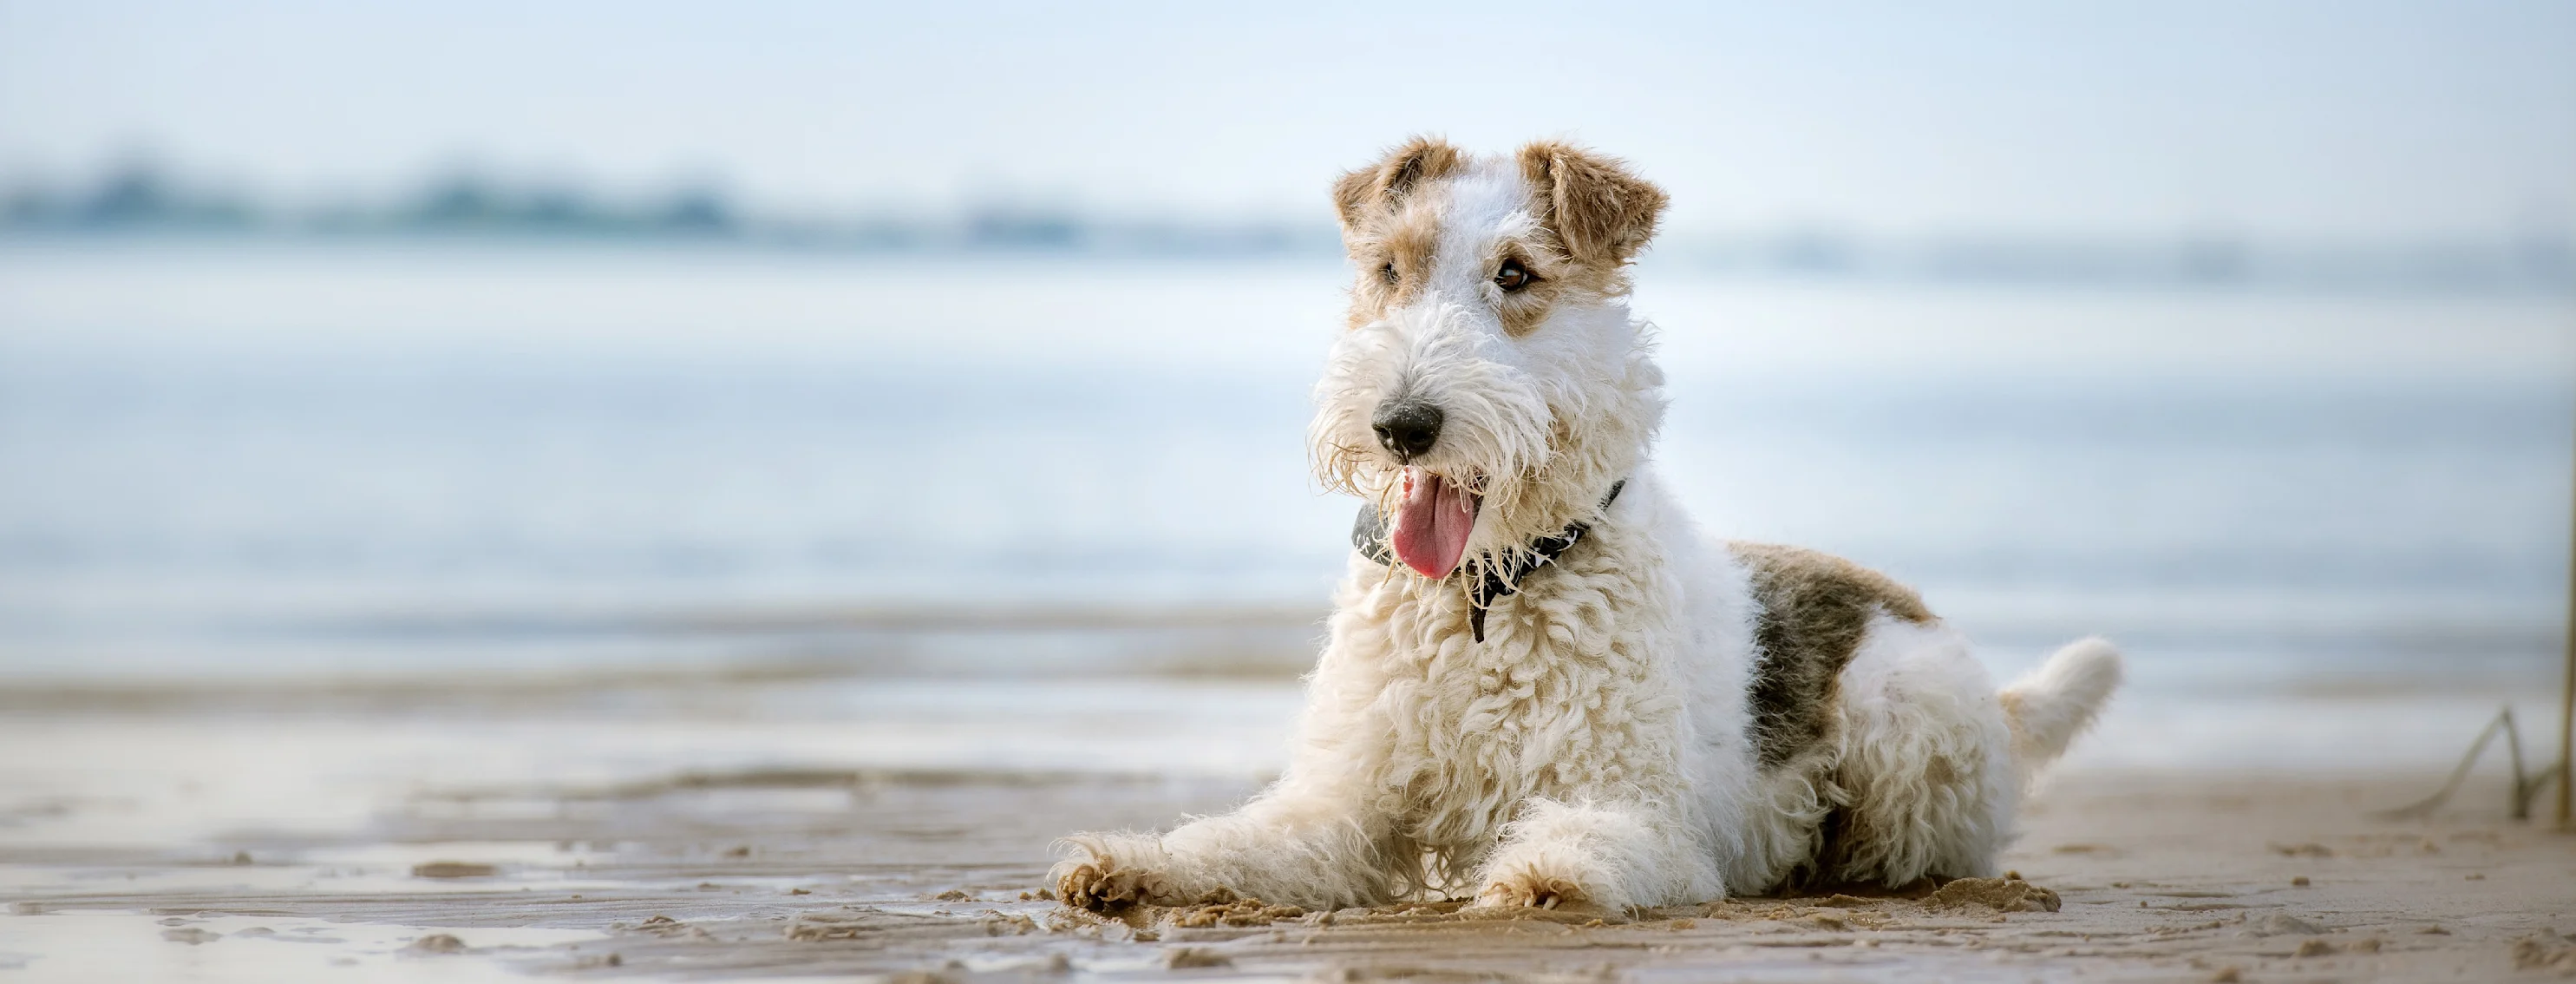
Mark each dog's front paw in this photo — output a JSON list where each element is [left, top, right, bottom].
[[1474, 867, 1592, 911], [1054, 858, 1163, 911], [1050, 836, 1174, 912]]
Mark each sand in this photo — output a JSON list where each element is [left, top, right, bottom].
[[5, 771, 2571, 981], [3, 673, 2572, 982]]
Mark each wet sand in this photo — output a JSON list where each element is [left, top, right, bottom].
[[3, 673, 2572, 982]]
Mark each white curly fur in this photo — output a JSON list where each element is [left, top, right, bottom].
[[1052, 144, 2120, 914]]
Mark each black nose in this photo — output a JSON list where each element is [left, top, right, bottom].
[[1370, 401, 1444, 462]]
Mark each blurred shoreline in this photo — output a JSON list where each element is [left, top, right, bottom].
[[6, 164, 2572, 295]]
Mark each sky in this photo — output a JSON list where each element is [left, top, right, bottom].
[[2, 0, 2572, 239]]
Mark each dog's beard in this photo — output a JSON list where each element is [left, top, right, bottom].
[[1317, 405, 1559, 583], [1311, 302, 1607, 580]]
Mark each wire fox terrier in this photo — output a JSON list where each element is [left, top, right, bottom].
[[1055, 137, 2123, 914]]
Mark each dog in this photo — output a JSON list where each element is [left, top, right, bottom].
[[1053, 137, 2122, 914]]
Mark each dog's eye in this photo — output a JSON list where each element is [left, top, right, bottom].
[[1494, 259, 1535, 292], [1379, 262, 1399, 285]]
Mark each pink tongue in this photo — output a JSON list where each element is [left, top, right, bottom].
[[1389, 469, 1476, 577]]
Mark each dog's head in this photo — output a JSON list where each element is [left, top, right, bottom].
[[1311, 137, 1670, 581]]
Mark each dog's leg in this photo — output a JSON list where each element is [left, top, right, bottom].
[[1827, 616, 2026, 886], [1470, 797, 1718, 914], [1055, 604, 1409, 912], [1053, 777, 1390, 911]]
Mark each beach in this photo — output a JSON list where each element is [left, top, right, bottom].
[[2, 639, 2571, 983]]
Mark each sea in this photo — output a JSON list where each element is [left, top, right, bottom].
[[3, 238, 2572, 776]]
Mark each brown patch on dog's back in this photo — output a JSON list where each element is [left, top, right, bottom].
[[1729, 542, 1935, 769]]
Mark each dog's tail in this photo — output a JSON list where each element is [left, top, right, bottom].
[[1997, 636, 2123, 785]]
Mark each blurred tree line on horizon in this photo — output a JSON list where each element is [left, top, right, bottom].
[[4, 155, 2569, 297]]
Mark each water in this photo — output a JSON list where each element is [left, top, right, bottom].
[[3, 240, 2572, 719]]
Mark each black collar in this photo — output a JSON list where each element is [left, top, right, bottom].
[[1351, 479, 1626, 642]]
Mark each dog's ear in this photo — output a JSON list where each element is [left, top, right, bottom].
[[1516, 141, 1668, 266], [1332, 135, 1463, 229]]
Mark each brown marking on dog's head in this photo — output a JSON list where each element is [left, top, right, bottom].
[[1330, 138, 1668, 336], [1482, 227, 1572, 338], [1333, 136, 1464, 329], [1515, 140, 1668, 270], [1331, 134, 1463, 230]]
